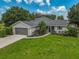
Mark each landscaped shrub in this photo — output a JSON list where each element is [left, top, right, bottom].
[[64, 27, 78, 37], [38, 21, 47, 35], [0, 27, 13, 38], [6, 27, 13, 35], [0, 28, 6, 37]]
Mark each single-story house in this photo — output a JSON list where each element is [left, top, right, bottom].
[[12, 17, 68, 36]]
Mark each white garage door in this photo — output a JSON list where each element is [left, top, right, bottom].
[[15, 28, 28, 35]]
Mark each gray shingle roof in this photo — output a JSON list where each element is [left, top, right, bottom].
[[23, 17, 68, 27]]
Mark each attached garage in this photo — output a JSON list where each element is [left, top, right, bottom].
[[13, 21, 32, 36], [15, 28, 28, 35]]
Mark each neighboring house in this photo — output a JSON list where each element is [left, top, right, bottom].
[[12, 17, 68, 36]]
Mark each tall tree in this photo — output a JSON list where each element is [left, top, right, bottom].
[[38, 21, 47, 35], [2, 6, 34, 26], [58, 15, 64, 20], [46, 15, 56, 20], [68, 3, 79, 27]]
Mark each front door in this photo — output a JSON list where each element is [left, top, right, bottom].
[[51, 26, 54, 31], [50, 26, 54, 33]]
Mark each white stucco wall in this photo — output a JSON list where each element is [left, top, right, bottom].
[[54, 26, 67, 34], [31, 27, 36, 33], [28, 27, 36, 36], [28, 28, 31, 36]]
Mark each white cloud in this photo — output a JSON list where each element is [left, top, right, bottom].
[[34, 0, 43, 3], [56, 6, 67, 12], [36, 9, 47, 14], [24, 0, 33, 4], [34, 0, 51, 6], [0, 8, 5, 20], [16, 0, 22, 3], [23, 0, 28, 4], [50, 6, 66, 12], [36, 6, 68, 20], [46, 0, 50, 6], [0, 8, 6, 14], [49, 6, 68, 20], [3, 0, 51, 6], [0, 6, 10, 20], [3, 0, 11, 3], [0, 6, 10, 14], [39, 2, 45, 6], [4, 6, 10, 10], [16, 0, 33, 4], [34, 0, 45, 6]]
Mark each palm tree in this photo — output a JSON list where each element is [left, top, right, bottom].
[[38, 21, 47, 35]]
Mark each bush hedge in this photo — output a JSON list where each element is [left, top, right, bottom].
[[6, 27, 13, 35], [64, 27, 78, 37], [0, 27, 12, 38], [0, 28, 6, 37]]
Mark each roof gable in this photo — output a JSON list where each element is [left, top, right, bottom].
[[13, 21, 32, 28]]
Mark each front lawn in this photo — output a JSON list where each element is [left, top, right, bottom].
[[0, 35, 79, 59]]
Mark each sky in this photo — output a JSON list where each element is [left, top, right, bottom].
[[0, 0, 79, 20]]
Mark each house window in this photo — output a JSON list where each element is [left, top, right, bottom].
[[58, 31, 61, 33], [59, 31, 63, 34], [58, 26, 62, 30]]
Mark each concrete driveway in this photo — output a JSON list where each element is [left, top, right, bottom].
[[0, 35, 26, 48]]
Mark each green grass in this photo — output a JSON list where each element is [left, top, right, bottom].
[[0, 35, 79, 59]]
